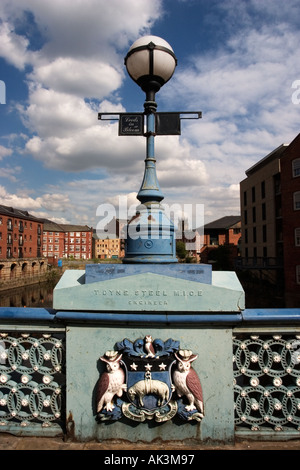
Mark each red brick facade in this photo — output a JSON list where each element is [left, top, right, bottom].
[[42, 220, 93, 260], [200, 216, 241, 268], [0, 205, 42, 259], [280, 133, 300, 307]]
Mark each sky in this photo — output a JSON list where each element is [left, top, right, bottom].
[[0, 0, 300, 229]]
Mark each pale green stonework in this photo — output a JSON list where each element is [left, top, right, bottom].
[[66, 326, 235, 443], [54, 270, 244, 312]]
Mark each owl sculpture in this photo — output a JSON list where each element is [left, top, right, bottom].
[[96, 351, 126, 413], [144, 335, 155, 357], [173, 350, 204, 416]]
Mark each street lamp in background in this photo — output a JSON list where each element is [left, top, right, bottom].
[[123, 35, 178, 263]]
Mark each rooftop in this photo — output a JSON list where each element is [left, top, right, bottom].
[[203, 215, 241, 230], [245, 144, 288, 176], [42, 219, 92, 232], [0, 204, 42, 223]]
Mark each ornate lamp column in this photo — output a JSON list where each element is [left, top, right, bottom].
[[123, 35, 178, 263]]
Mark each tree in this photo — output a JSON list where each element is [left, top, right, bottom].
[[176, 240, 187, 260]]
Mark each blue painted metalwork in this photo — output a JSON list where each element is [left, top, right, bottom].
[[1, 307, 299, 325], [137, 110, 164, 204], [0, 308, 56, 322], [123, 95, 177, 263], [0, 327, 65, 434], [242, 309, 300, 322], [85, 263, 212, 284], [233, 331, 300, 434], [55, 311, 243, 324], [0, 306, 300, 441]]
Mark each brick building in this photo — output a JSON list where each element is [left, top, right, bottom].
[[199, 216, 241, 267], [239, 136, 300, 306], [43, 220, 93, 260], [93, 233, 124, 259], [240, 145, 287, 265], [280, 133, 300, 307], [0, 205, 43, 259]]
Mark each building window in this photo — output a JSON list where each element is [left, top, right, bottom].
[[252, 206, 256, 223], [262, 225, 267, 243], [294, 192, 300, 210], [261, 181, 265, 198], [295, 228, 300, 246], [243, 191, 247, 206], [262, 202, 266, 220], [253, 227, 256, 243], [252, 187, 255, 203], [292, 159, 300, 177], [263, 246, 267, 258], [274, 173, 281, 195]]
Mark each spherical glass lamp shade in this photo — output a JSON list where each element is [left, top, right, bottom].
[[125, 35, 177, 93]]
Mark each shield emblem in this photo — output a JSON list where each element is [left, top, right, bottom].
[[121, 355, 175, 411], [96, 336, 204, 423]]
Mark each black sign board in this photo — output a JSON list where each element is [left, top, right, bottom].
[[119, 114, 144, 136], [155, 113, 181, 135]]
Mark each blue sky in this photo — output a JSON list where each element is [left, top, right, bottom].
[[0, 0, 300, 227]]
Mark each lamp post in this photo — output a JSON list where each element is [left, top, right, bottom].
[[123, 35, 178, 263]]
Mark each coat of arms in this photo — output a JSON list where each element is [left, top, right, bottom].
[[96, 336, 204, 423]]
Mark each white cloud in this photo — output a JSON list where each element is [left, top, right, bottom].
[[0, 185, 41, 210], [0, 166, 21, 182], [29, 57, 122, 100], [0, 0, 162, 60], [0, 0, 166, 179], [0, 185, 72, 219], [36, 193, 71, 212], [1, 0, 300, 226], [0, 20, 31, 70], [0, 145, 12, 159]]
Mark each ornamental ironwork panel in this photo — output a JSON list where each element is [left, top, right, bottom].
[[233, 333, 300, 433], [0, 331, 65, 430]]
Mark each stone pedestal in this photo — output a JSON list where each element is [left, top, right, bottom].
[[54, 264, 244, 313], [53, 263, 244, 444]]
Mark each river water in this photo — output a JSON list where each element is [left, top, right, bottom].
[[0, 281, 55, 309]]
